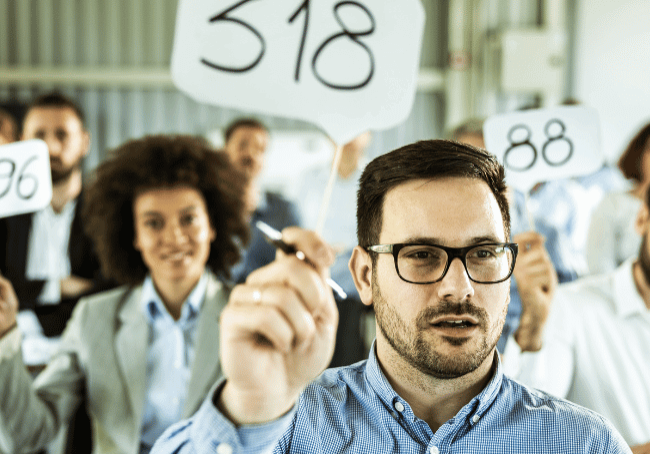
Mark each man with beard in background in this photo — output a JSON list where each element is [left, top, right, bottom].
[[153, 140, 629, 454], [503, 183, 650, 453], [0, 92, 110, 368], [220, 118, 301, 284]]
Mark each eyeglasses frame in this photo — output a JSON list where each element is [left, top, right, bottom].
[[365, 242, 519, 285]]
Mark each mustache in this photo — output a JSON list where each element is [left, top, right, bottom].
[[416, 300, 487, 325]]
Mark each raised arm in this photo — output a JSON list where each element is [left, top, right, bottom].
[[0, 272, 84, 452], [217, 227, 338, 425], [511, 231, 557, 352]]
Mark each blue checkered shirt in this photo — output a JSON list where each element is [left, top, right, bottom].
[[152, 346, 630, 454]]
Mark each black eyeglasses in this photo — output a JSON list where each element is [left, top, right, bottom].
[[366, 242, 518, 284]]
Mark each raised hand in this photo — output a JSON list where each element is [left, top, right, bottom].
[[512, 231, 557, 352], [217, 227, 338, 425], [0, 272, 19, 338]]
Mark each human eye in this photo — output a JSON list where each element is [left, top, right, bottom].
[[468, 245, 503, 261], [400, 245, 444, 265], [144, 218, 163, 230], [181, 213, 197, 226], [55, 129, 68, 142]]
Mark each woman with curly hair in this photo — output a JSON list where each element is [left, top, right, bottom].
[[0, 135, 249, 453]]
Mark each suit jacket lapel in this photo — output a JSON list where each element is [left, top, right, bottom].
[[184, 274, 229, 416], [115, 286, 149, 427]]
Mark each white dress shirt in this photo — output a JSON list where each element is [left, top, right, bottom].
[[25, 200, 77, 303], [587, 191, 641, 275], [503, 259, 650, 445], [18, 201, 77, 366]]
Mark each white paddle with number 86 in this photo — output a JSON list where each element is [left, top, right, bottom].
[[0, 140, 52, 219]]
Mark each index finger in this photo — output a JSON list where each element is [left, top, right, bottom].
[[280, 227, 335, 271]]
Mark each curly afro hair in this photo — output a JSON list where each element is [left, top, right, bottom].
[[83, 134, 250, 286]]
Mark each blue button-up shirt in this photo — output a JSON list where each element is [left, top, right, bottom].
[[151, 345, 630, 454], [140, 274, 207, 451]]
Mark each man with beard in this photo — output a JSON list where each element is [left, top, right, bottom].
[[220, 118, 301, 284], [152, 140, 630, 453], [503, 186, 650, 453], [0, 92, 109, 366]]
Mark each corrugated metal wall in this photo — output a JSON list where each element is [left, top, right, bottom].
[[0, 0, 447, 180]]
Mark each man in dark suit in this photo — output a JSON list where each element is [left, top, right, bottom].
[[0, 92, 109, 362]]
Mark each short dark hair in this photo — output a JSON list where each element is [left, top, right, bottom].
[[24, 91, 86, 128], [83, 135, 250, 286], [618, 122, 650, 182], [223, 118, 268, 144], [357, 140, 510, 249]]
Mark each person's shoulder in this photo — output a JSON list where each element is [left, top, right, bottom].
[[264, 191, 295, 207], [500, 377, 630, 451], [502, 377, 624, 433], [302, 360, 368, 401], [74, 284, 133, 318], [554, 270, 616, 311], [292, 360, 373, 430], [598, 190, 639, 210], [0, 211, 33, 229]]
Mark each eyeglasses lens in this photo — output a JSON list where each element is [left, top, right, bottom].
[[396, 244, 514, 283]]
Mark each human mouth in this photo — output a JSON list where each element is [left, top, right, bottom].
[[429, 316, 479, 335], [162, 251, 192, 262]]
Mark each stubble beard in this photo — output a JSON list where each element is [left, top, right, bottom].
[[50, 157, 83, 185], [372, 272, 507, 379]]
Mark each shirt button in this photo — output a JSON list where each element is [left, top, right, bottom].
[[216, 443, 233, 454], [394, 401, 405, 412], [430, 446, 440, 454], [472, 414, 481, 423]]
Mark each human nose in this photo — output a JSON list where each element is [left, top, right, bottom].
[[162, 221, 188, 245], [436, 257, 474, 300], [45, 136, 62, 157]]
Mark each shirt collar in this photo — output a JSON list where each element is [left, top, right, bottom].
[[364, 341, 503, 425], [36, 198, 77, 221], [141, 273, 208, 324], [613, 258, 648, 318]]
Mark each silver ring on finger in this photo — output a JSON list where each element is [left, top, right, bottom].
[[252, 289, 263, 304]]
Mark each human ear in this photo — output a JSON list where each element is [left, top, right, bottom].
[[635, 204, 649, 236], [348, 246, 374, 307], [81, 130, 91, 157]]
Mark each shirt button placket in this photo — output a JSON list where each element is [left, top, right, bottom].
[[429, 446, 440, 454]]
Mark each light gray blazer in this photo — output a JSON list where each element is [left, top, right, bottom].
[[0, 272, 228, 454]]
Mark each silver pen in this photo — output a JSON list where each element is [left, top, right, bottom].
[[255, 220, 348, 300]]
